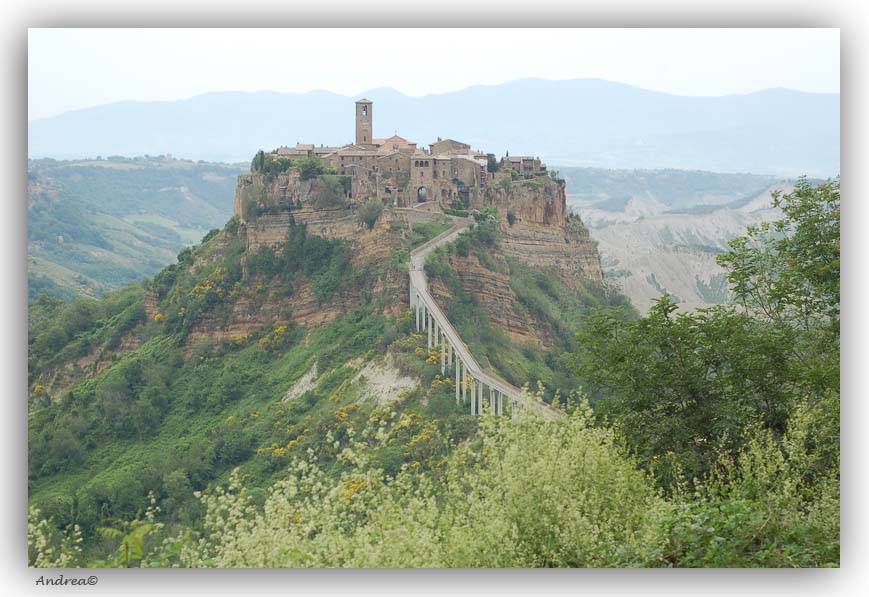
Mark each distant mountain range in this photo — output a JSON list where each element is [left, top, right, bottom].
[[28, 79, 839, 177]]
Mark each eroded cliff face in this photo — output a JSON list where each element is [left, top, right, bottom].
[[473, 178, 603, 287], [193, 173, 602, 352], [184, 208, 437, 350], [428, 251, 548, 348], [234, 172, 343, 220], [423, 178, 605, 350], [499, 216, 603, 288]]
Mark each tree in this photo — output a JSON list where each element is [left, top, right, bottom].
[[569, 179, 840, 487], [297, 156, 325, 181], [356, 198, 384, 230], [716, 177, 839, 395], [251, 150, 266, 174], [570, 296, 796, 485], [717, 177, 839, 326], [486, 153, 499, 173], [311, 176, 348, 210]]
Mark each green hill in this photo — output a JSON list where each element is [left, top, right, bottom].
[[27, 156, 246, 299], [27, 179, 839, 569]]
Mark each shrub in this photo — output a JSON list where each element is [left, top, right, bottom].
[[297, 156, 326, 181], [311, 176, 349, 210], [167, 394, 667, 568], [357, 198, 384, 230]]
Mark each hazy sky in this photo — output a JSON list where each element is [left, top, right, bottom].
[[28, 28, 840, 120]]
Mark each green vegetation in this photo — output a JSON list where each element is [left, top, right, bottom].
[[424, 211, 630, 402], [486, 153, 499, 173], [569, 179, 839, 562], [27, 180, 838, 568], [28, 156, 245, 299], [250, 152, 338, 181], [356, 198, 384, 230], [311, 175, 350, 210]]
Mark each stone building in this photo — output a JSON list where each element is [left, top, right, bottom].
[[281, 98, 546, 209], [500, 155, 545, 175]]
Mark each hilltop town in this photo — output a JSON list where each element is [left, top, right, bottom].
[[235, 99, 550, 219], [231, 100, 603, 341]]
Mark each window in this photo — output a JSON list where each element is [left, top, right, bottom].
[[362, 105, 368, 116]]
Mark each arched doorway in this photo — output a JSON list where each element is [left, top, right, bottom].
[[417, 186, 428, 203]]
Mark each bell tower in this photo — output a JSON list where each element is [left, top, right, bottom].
[[355, 99, 373, 146]]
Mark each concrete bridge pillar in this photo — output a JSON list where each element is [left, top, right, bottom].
[[427, 311, 432, 349], [440, 330, 446, 375], [455, 358, 460, 404]]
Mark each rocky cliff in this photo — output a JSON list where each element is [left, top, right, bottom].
[[154, 171, 607, 353], [428, 251, 547, 347], [226, 172, 603, 352], [425, 178, 605, 350], [474, 178, 603, 287]]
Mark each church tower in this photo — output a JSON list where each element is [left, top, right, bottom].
[[355, 99, 373, 146]]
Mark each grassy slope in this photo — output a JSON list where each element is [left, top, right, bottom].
[[27, 217, 470, 560], [27, 157, 247, 299]]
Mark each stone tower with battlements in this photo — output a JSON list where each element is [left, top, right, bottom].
[[355, 98, 373, 146]]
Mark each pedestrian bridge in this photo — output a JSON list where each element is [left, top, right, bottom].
[[407, 219, 560, 420]]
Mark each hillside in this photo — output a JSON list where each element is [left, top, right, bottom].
[[27, 158, 803, 315], [26, 169, 840, 568], [28, 159, 618, 564], [27, 157, 245, 299], [558, 167, 803, 311], [27, 160, 794, 314], [28, 79, 839, 177], [560, 167, 779, 211]]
